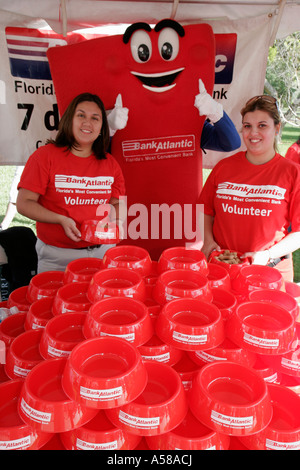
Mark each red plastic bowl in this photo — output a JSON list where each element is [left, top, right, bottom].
[[188, 338, 256, 368], [146, 409, 230, 450], [261, 342, 300, 378], [188, 361, 273, 436], [87, 268, 146, 303], [105, 362, 188, 436], [103, 245, 152, 276], [0, 312, 26, 347], [172, 352, 202, 391], [138, 334, 183, 366], [27, 271, 65, 303], [207, 264, 231, 290], [211, 288, 237, 321], [155, 298, 225, 351], [209, 249, 250, 280], [83, 297, 153, 347], [18, 357, 98, 433], [7, 286, 31, 313], [231, 265, 284, 296], [285, 282, 300, 321], [249, 288, 298, 321], [0, 379, 53, 450], [158, 247, 208, 275], [60, 410, 141, 450], [5, 329, 44, 380], [63, 257, 103, 284], [81, 219, 119, 245], [39, 312, 86, 359], [52, 281, 91, 316], [24, 297, 54, 331], [62, 337, 147, 409], [239, 384, 300, 450], [226, 301, 296, 355], [152, 269, 212, 305]]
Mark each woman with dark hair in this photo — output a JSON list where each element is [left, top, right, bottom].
[[17, 93, 126, 273], [285, 136, 300, 164], [199, 95, 300, 282]]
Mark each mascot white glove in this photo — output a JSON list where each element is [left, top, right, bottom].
[[107, 94, 129, 135], [194, 79, 223, 123]]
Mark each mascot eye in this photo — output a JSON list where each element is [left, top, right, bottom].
[[158, 28, 180, 61], [130, 30, 152, 63]]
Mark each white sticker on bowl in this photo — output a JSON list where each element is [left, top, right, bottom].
[[0, 435, 32, 450], [20, 398, 52, 423], [76, 438, 118, 450], [243, 332, 279, 349], [119, 410, 160, 429], [266, 438, 300, 450], [173, 330, 207, 344], [211, 410, 253, 429], [80, 385, 123, 401]]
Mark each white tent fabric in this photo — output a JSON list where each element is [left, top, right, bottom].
[[0, 0, 299, 38]]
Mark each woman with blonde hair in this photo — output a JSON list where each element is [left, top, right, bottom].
[[199, 95, 300, 281]]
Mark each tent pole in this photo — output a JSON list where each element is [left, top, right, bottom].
[[269, 0, 287, 45], [170, 0, 180, 18], [60, 0, 68, 37]]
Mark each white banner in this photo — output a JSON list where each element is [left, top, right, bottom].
[[0, 11, 273, 167]]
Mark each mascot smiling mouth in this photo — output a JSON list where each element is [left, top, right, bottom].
[[131, 67, 184, 92]]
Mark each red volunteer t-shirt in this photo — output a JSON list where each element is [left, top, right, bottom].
[[18, 144, 126, 248], [199, 152, 300, 253]]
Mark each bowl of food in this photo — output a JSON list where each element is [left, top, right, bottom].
[[209, 250, 250, 280]]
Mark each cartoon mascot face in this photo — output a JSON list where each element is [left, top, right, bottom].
[[48, 20, 215, 259]]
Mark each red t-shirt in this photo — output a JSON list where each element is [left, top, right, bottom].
[[199, 152, 300, 253], [18, 144, 126, 248], [285, 142, 300, 165]]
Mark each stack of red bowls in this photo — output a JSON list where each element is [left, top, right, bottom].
[[1, 245, 300, 450]]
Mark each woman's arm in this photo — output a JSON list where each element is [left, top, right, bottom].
[[16, 188, 81, 242], [201, 213, 221, 260], [243, 231, 300, 265]]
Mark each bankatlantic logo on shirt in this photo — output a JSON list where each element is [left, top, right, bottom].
[[55, 175, 114, 189], [216, 182, 286, 200]]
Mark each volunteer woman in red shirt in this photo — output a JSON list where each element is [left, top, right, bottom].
[[17, 93, 126, 273], [199, 95, 300, 282]]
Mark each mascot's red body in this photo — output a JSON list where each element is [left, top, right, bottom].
[[47, 20, 215, 259]]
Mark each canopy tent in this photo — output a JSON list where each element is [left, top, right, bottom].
[[1, 0, 299, 39], [0, 0, 299, 167]]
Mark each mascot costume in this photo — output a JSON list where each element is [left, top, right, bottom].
[[47, 20, 218, 260]]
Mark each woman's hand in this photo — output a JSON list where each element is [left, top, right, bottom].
[[201, 241, 221, 261], [59, 216, 82, 242]]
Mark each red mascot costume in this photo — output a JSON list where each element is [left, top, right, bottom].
[[47, 19, 215, 259]]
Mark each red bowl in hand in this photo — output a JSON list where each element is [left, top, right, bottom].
[[81, 219, 119, 244]]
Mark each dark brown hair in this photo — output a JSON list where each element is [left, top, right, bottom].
[[47, 93, 110, 159]]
